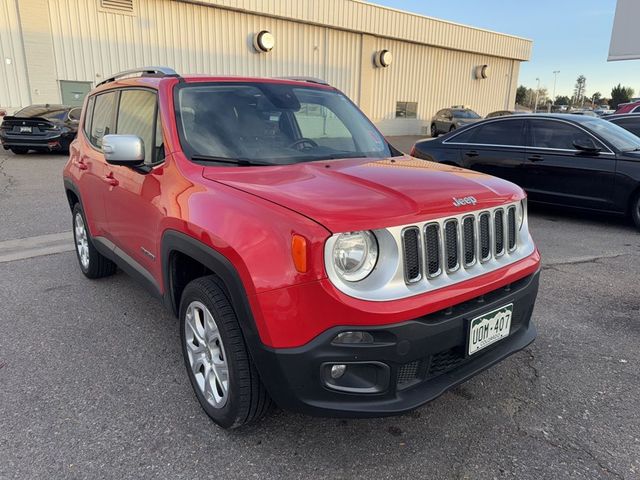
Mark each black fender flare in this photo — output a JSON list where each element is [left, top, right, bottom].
[[63, 177, 82, 211], [160, 230, 262, 350]]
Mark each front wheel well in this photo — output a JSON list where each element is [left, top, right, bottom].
[[65, 189, 79, 211], [168, 250, 216, 315]]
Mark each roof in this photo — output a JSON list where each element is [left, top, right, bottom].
[[173, 0, 532, 61]]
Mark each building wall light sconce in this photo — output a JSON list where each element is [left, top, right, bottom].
[[253, 30, 275, 53], [475, 64, 490, 79], [374, 50, 393, 68]]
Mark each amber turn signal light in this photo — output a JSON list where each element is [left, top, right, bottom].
[[291, 234, 308, 273]]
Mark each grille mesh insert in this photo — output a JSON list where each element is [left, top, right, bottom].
[[495, 209, 505, 255], [507, 207, 517, 250], [444, 220, 459, 271], [402, 228, 421, 282], [424, 224, 440, 276], [397, 360, 420, 388], [462, 217, 475, 265], [479, 213, 491, 260]]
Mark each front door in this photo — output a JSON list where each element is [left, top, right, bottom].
[[521, 119, 617, 210], [104, 88, 165, 279]]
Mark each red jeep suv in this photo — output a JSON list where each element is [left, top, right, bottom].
[[63, 67, 540, 429]]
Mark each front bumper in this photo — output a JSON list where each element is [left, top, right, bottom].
[[252, 270, 539, 417]]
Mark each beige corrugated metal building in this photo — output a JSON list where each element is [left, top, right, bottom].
[[0, 0, 532, 134]]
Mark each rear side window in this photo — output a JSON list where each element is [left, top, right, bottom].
[[116, 89, 157, 165], [90, 92, 117, 148], [528, 120, 592, 150], [83, 96, 95, 137], [448, 120, 525, 146]]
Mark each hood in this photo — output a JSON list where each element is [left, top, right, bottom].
[[202, 156, 524, 232]]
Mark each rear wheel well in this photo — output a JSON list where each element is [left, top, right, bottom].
[[65, 189, 79, 211], [629, 186, 640, 213]]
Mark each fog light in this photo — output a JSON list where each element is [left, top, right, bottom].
[[333, 331, 374, 345], [330, 364, 347, 379]]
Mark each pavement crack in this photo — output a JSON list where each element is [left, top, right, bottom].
[[542, 252, 634, 271]]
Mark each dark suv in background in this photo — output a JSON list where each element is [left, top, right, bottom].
[[0, 104, 81, 154], [430, 108, 481, 137]]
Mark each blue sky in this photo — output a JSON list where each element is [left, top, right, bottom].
[[371, 0, 639, 100]]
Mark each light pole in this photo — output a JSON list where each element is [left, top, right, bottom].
[[534, 77, 540, 113], [551, 70, 560, 112]]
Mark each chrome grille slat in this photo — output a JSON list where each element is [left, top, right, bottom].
[[400, 203, 522, 285]]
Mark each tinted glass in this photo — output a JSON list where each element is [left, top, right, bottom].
[[581, 117, 640, 152], [90, 93, 116, 148], [176, 83, 391, 164], [154, 108, 165, 163], [452, 109, 481, 119], [68, 107, 82, 122], [116, 89, 156, 164], [528, 120, 593, 150], [83, 96, 95, 137], [471, 120, 524, 146], [611, 117, 640, 137]]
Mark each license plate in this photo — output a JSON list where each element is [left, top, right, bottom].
[[19, 126, 32, 133], [468, 304, 513, 355]]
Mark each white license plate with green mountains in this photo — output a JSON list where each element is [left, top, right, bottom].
[[468, 304, 513, 355]]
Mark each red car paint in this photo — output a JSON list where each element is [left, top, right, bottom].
[[614, 100, 640, 114], [64, 75, 540, 349]]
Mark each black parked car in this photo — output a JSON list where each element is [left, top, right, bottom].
[[411, 114, 640, 229], [430, 108, 481, 137], [0, 104, 81, 154], [606, 114, 640, 137]]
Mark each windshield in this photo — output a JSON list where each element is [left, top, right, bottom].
[[175, 82, 392, 164], [582, 118, 640, 152], [453, 109, 480, 119], [14, 105, 68, 121]]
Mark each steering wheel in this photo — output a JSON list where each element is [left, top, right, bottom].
[[289, 138, 319, 151]]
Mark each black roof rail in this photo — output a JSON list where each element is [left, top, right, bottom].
[[277, 76, 330, 86], [97, 66, 180, 87]]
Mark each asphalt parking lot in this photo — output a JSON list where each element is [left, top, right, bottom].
[[1, 148, 639, 480]]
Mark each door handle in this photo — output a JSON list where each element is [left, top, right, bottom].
[[528, 155, 544, 162], [104, 172, 119, 187], [464, 150, 479, 158]]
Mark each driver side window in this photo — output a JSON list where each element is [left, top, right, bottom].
[[293, 103, 356, 152]]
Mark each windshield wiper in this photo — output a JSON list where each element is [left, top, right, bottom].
[[191, 155, 273, 166]]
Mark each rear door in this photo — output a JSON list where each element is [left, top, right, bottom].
[[521, 118, 617, 209], [75, 91, 117, 237], [444, 118, 526, 186], [104, 88, 165, 279]]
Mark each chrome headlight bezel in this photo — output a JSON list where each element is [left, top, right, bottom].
[[331, 231, 379, 282]]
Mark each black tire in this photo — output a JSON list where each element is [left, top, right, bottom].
[[631, 192, 640, 230], [10, 147, 28, 155], [180, 276, 272, 429], [430, 124, 438, 137], [72, 203, 117, 279]]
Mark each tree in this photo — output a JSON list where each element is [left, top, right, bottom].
[[591, 92, 602, 104], [573, 75, 586, 106], [555, 95, 570, 106], [516, 85, 527, 105], [610, 84, 635, 109]]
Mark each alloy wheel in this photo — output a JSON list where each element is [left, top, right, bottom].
[[184, 301, 230, 409], [74, 212, 90, 269]]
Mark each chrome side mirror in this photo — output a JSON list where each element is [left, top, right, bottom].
[[102, 134, 145, 166]]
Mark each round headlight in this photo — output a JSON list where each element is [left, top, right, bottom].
[[332, 231, 378, 282]]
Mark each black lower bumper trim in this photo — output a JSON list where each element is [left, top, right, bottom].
[[251, 270, 540, 417]]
